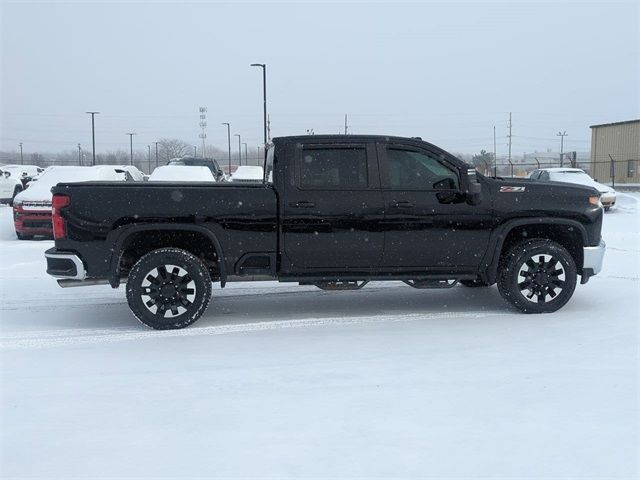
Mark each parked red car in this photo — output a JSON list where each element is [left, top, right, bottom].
[[13, 165, 139, 239]]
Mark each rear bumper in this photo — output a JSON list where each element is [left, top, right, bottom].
[[45, 248, 86, 280], [581, 239, 606, 284]]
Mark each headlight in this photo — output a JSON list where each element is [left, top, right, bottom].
[[589, 196, 603, 208]]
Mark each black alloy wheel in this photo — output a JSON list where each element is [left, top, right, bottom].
[[497, 238, 577, 313], [126, 248, 212, 329]]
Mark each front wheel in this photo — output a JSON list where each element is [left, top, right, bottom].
[[497, 239, 577, 313], [126, 248, 212, 329]]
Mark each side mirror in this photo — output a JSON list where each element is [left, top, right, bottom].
[[4, 171, 10, 178], [462, 168, 483, 205]]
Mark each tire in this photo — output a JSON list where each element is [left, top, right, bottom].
[[460, 279, 491, 288], [604, 206, 610, 212], [126, 248, 212, 330], [497, 238, 577, 314]]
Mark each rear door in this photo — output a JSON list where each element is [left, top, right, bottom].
[[281, 140, 384, 272], [379, 142, 493, 270]]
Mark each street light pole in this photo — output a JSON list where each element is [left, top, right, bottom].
[[78, 143, 82, 165], [18, 142, 23, 164], [125, 132, 136, 165], [250, 63, 267, 150], [222, 123, 231, 174], [86, 111, 99, 166], [243, 142, 248, 165], [234, 134, 241, 166], [557, 130, 568, 167], [153, 141, 160, 168], [147, 145, 151, 173]]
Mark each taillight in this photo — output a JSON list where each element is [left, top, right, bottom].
[[52, 194, 70, 239]]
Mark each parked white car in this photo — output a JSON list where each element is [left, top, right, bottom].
[[0, 164, 45, 187], [148, 165, 216, 182], [529, 168, 617, 211], [229, 165, 264, 183], [0, 167, 24, 204]]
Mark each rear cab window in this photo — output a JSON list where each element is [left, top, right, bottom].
[[296, 145, 369, 190]]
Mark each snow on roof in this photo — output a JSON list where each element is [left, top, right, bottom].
[[543, 168, 585, 173], [148, 165, 216, 182], [14, 166, 127, 203], [230, 166, 264, 181]]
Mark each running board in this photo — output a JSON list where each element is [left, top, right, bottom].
[[403, 279, 458, 289], [314, 280, 369, 291]]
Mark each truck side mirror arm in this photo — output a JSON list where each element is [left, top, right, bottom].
[[461, 167, 483, 205]]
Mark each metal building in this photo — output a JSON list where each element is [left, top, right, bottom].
[[590, 119, 640, 185]]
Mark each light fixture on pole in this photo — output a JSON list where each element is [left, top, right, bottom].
[[85, 111, 100, 165], [250, 63, 267, 150], [222, 123, 231, 174]]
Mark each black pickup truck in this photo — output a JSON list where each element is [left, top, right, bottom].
[[45, 135, 606, 329]]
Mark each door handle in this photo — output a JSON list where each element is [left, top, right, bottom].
[[390, 201, 415, 209], [289, 201, 316, 208]]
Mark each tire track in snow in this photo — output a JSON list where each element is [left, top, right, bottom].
[[0, 311, 505, 350]]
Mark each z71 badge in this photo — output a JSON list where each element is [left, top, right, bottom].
[[500, 186, 526, 192]]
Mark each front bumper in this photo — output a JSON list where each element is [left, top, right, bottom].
[[45, 249, 86, 280], [581, 239, 606, 284]]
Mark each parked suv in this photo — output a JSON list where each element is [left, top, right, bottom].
[[167, 157, 225, 182], [0, 168, 23, 205]]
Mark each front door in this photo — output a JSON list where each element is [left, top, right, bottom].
[[281, 141, 384, 272], [379, 143, 493, 270]]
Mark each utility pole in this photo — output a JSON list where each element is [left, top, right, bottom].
[[199, 106, 207, 158], [153, 141, 160, 168], [243, 142, 248, 165], [493, 126, 497, 177], [222, 123, 231, 174], [193, 145, 197, 157], [344, 114, 348, 134], [78, 143, 82, 165], [250, 63, 267, 148], [507, 112, 512, 166], [86, 111, 99, 166], [234, 134, 242, 166], [557, 130, 568, 167], [19, 142, 23, 164], [125, 132, 136, 166], [147, 145, 151, 173]]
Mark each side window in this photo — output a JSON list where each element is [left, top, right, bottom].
[[386, 148, 459, 190], [299, 147, 368, 189], [530, 170, 540, 180], [539, 171, 550, 181]]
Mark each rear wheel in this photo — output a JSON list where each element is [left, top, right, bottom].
[[126, 248, 212, 329], [497, 238, 577, 313]]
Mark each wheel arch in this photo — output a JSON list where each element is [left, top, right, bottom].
[[484, 218, 587, 284], [108, 223, 226, 287]]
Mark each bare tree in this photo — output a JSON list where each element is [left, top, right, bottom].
[[158, 138, 191, 162]]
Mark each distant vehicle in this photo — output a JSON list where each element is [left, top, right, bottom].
[[45, 135, 605, 330], [0, 167, 23, 205], [229, 165, 264, 183], [0, 164, 45, 188], [117, 165, 145, 182], [167, 157, 225, 182], [13, 165, 134, 240], [529, 168, 617, 211], [149, 165, 216, 182]]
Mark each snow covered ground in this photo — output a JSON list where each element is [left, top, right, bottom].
[[1, 196, 638, 479]]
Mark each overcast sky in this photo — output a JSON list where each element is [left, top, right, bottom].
[[1, 0, 638, 158]]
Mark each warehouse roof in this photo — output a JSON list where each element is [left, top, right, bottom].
[[590, 119, 640, 128]]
